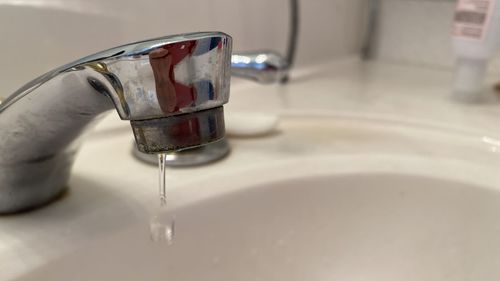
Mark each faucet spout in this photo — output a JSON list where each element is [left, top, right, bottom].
[[0, 32, 232, 213]]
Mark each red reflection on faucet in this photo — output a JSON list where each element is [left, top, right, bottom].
[[166, 115, 201, 148], [149, 41, 198, 113]]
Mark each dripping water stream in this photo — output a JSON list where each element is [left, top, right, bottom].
[[149, 153, 175, 244]]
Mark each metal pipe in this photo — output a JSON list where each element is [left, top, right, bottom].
[[282, 0, 300, 83]]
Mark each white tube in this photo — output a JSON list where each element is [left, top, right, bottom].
[[452, 0, 500, 101]]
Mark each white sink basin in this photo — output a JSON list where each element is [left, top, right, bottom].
[[14, 172, 500, 280], [8, 112, 500, 281]]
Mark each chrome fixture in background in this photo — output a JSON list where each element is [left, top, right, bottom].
[[231, 0, 299, 83], [230, 0, 299, 83], [361, 0, 380, 60], [0, 32, 232, 214], [230, 51, 290, 83], [283, 0, 299, 83]]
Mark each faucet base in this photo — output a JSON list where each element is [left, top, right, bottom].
[[132, 138, 230, 167], [0, 152, 74, 214]]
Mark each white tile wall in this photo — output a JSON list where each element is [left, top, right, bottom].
[[373, 0, 500, 73], [0, 0, 367, 97]]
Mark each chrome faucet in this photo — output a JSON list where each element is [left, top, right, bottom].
[[0, 32, 233, 214], [131, 1, 299, 168], [131, 50, 291, 167]]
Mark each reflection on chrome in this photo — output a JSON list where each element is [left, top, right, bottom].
[[255, 54, 268, 64], [231, 55, 252, 65]]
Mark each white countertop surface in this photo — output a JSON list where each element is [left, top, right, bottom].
[[3, 57, 500, 280]]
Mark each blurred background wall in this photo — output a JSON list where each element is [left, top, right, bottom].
[[0, 0, 367, 96], [372, 0, 500, 73]]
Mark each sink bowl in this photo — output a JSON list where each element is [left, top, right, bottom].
[[6, 113, 500, 281], [13, 171, 500, 280]]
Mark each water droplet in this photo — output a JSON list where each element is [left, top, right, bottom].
[[149, 214, 175, 244], [158, 153, 167, 207]]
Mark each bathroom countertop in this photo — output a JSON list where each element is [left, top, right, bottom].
[[3, 57, 500, 280]]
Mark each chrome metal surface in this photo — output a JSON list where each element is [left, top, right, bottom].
[[229, 0, 297, 84], [133, 50, 289, 167], [0, 32, 232, 214], [282, 0, 300, 83], [231, 51, 289, 84], [361, 0, 380, 60], [133, 138, 230, 167]]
